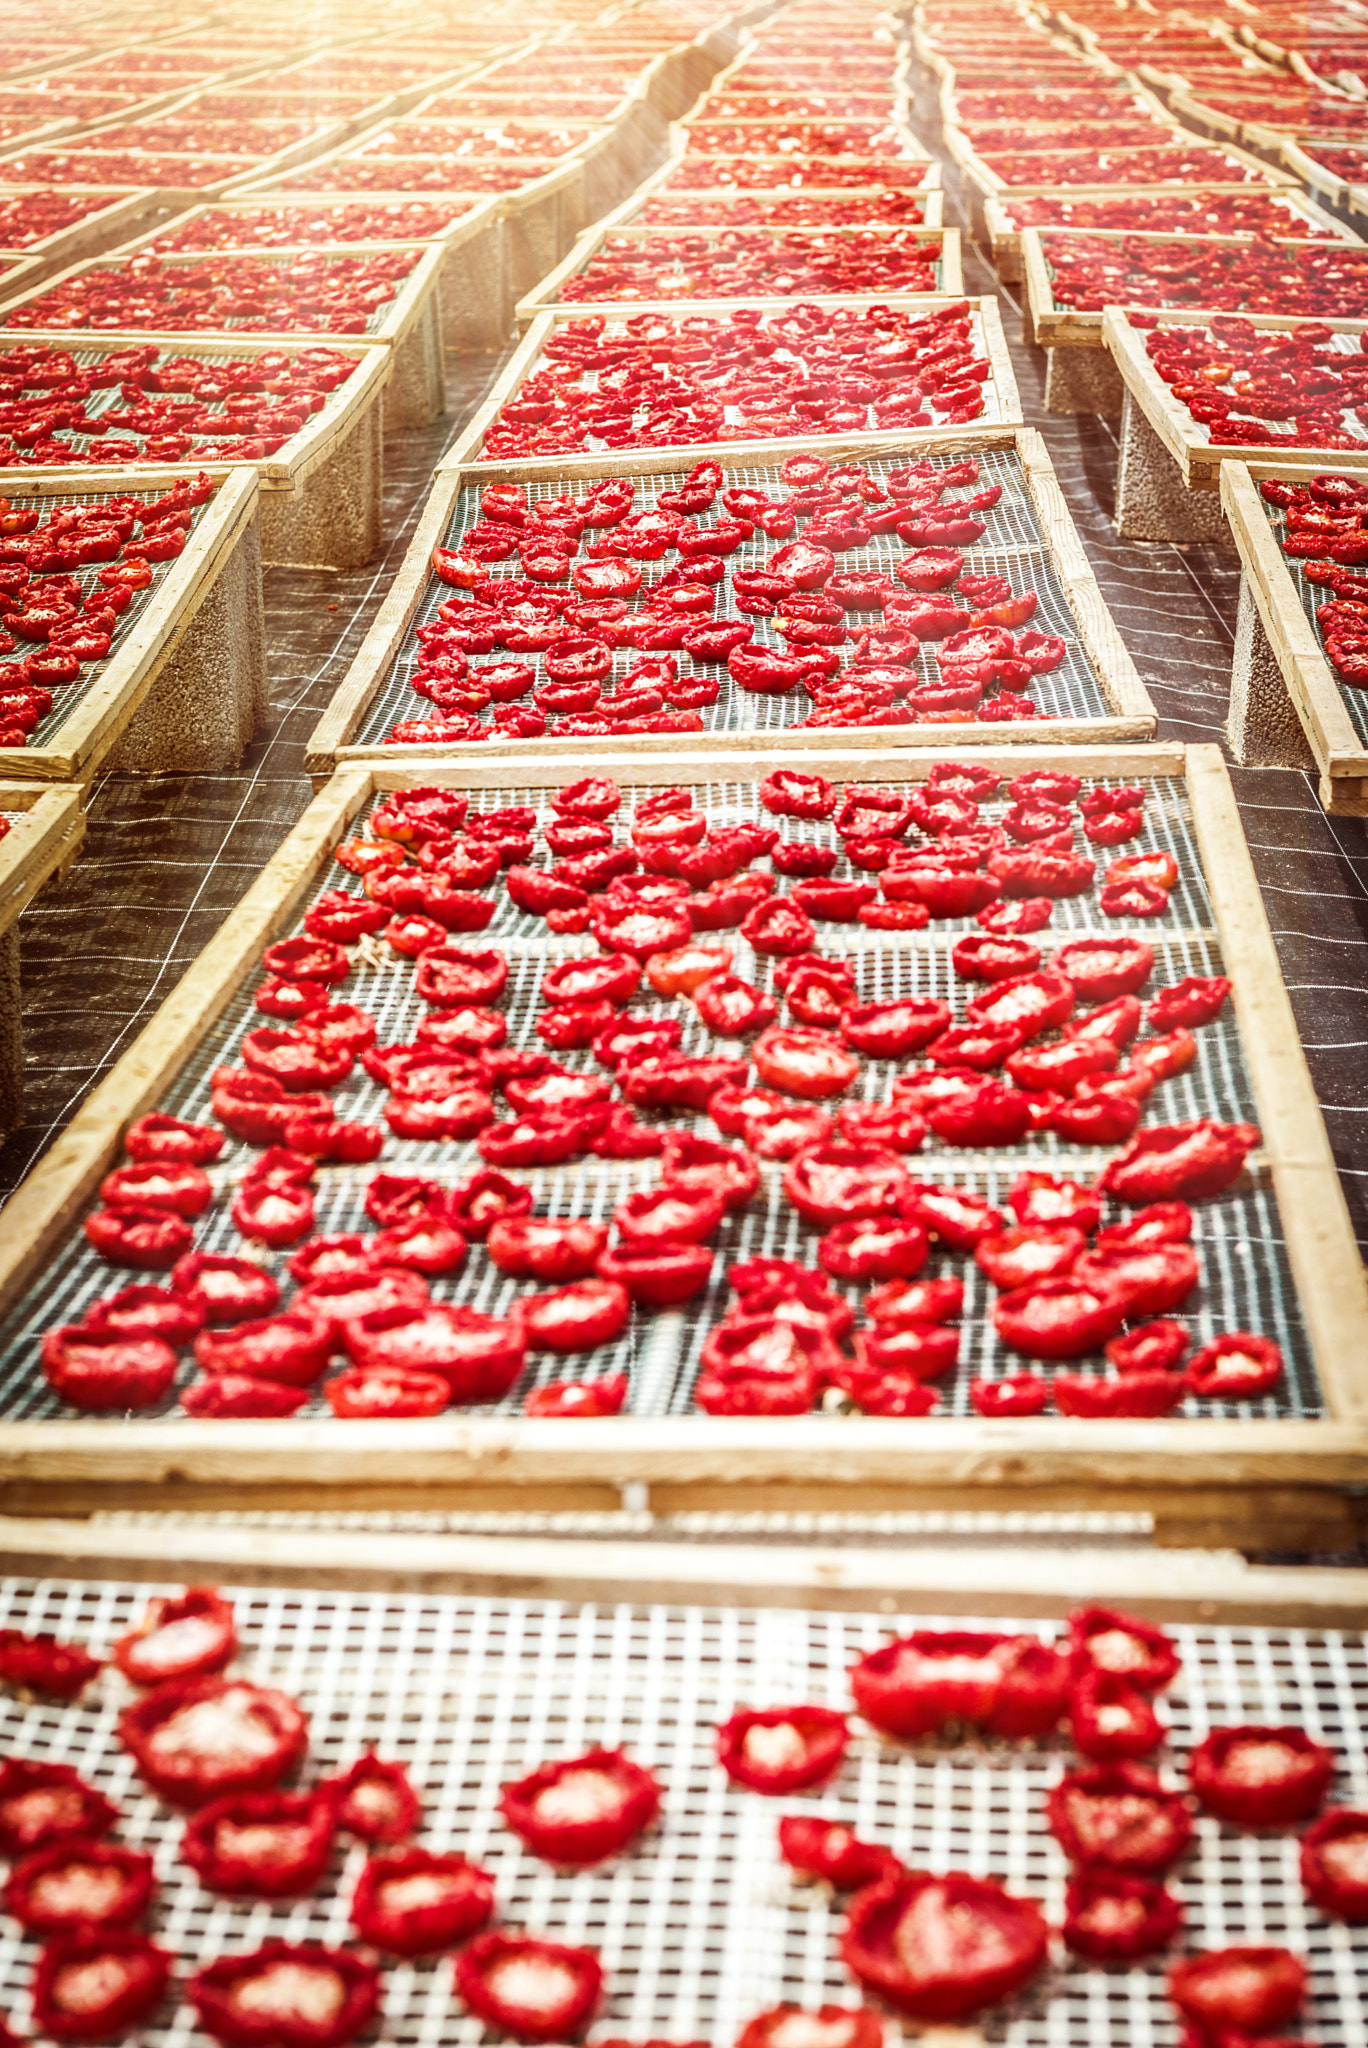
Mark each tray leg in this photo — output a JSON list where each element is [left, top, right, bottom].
[[384, 293, 446, 431], [1228, 570, 1317, 770], [0, 924, 20, 1142], [107, 512, 267, 775], [1044, 344, 1124, 417], [440, 221, 509, 352], [1115, 390, 1230, 543], [259, 398, 385, 571]]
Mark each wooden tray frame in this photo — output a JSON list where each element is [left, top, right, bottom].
[[950, 130, 1292, 204], [0, 740, 1363, 1550], [1102, 303, 1368, 492], [443, 291, 1022, 474], [292, 111, 630, 225], [0, 331, 391, 572], [0, 186, 172, 281], [615, 183, 946, 231], [0, 464, 263, 786], [0, 781, 84, 1141], [0, 240, 448, 432], [1221, 455, 1368, 813], [306, 422, 1155, 777], [514, 220, 962, 324], [983, 186, 1354, 285], [0, 115, 358, 208], [1, 1517, 1365, 1626]]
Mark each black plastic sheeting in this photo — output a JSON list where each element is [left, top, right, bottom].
[[2, 123, 1367, 1288]]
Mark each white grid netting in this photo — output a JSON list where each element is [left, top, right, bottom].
[[0, 763, 1323, 1424], [0, 1574, 1365, 2045], [359, 448, 1111, 746]]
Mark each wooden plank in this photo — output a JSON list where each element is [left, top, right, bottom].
[[0, 743, 1360, 1529], [0, 784, 84, 940], [307, 425, 1157, 775], [1, 1517, 1366, 1625], [0, 465, 262, 785], [1220, 459, 1368, 794], [1102, 303, 1368, 491]]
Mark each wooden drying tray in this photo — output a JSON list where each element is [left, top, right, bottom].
[[514, 220, 963, 324], [1020, 223, 1368, 418], [1102, 304, 1368, 544], [0, 187, 173, 284], [0, 115, 358, 209], [444, 291, 1022, 473], [297, 111, 631, 225], [121, 189, 509, 352], [0, 740, 1363, 1548], [0, 241, 448, 432], [305, 422, 1155, 777], [1271, 133, 1368, 217], [2, 1517, 1366, 1626], [0, 781, 83, 1141], [936, 71, 1160, 132], [613, 182, 947, 231], [1221, 456, 1368, 813], [949, 129, 1290, 204], [939, 77, 1177, 159], [0, 466, 262, 786], [983, 185, 1352, 285], [634, 145, 943, 201]]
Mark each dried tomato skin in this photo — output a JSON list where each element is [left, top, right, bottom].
[[189, 1943, 382, 2048], [31, 1930, 173, 2043], [1300, 1807, 1368, 1921], [777, 1815, 903, 1891], [716, 1706, 849, 1794], [1046, 1761, 1193, 1875], [119, 1676, 309, 1809], [325, 1753, 420, 1844], [3, 1839, 156, 1935], [349, 1847, 495, 1955], [1189, 1725, 1335, 1828], [1063, 1871, 1183, 1961], [501, 1747, 662, 1866], [454, 1931, 603, 2043], [0, 1760, 120, 1857], [841, 1871, 1049, 2023], [113, 1588, 236, 1687], [1168, 1945, 1308, 2038], [182, 1789, 336, 1898]]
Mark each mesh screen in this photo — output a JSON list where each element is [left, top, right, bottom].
[[0, 763, 1324, 1425], [1254, 485, 1368, 750], [0, 482, 214, 750], [357, 447, 1114, 747], [0, 1573, 1364, 2045]]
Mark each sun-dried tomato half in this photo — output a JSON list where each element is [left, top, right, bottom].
[[992, 1275, 1129, 1359], [1047, 1761, 1192, 1874], [614, 1180, 726, 1245], [851, 1630, 1069, 1742], [114, 1589, 236, 1688], [716, 1706, 848, 1795], [1063, 1871, 1183, 1962], [1104, 1320, 1189, 1378], [119, 1676, 309, 1809], [647, 942, 733, 994], [975, 1223, 1085, 1292], [1185, 1331, 1284, 1400], [183, 1788, 336, 1898], [518, 1277, 630, 1352], [41, 1324, 178, 1413], [1190, 1724, 1334, 1828], [502, 1747, 662, 1867], [454, 1931, 603, 2043], [542, 952, 640, 1007], [1103, 1120, 1260, 1205], [841, 1871, 1049, 2023], [3, 1839, 155, 1936], [524, 1371, 630, 1416], [1148, 975, 1231, 1031], [1054, 937, 1155, 1002], [84, 1203, 194, 1272], [969, 1372, 1050, 1417], [326, 1752, 419, 1844], [1300, 1806, 1368, 1922], [0, 1762, 118, 1858], [32, 1930, 173, 2043], [777, 1815, 903, 1892], [694, 1324, 823, 1416], [622, 1052, 749, 1113], [783, 1143, 911, 1226], [1168, 1946, 1307, 2040], [850, 1320, 959, 1385], [350, 1846, 495, 1956], [753, 1026, 860, 1099], [1070, 1669, 1165, 1761], [488, 1215, 608, 1282], [189, 1944, 381, 2048], [345, 1302, 523, 1403], [735, 2009, 882, 2048], [904, 1183, 1004, 1251], [124, 1113, 224, 1165], [818, 1218, 928, 1282]]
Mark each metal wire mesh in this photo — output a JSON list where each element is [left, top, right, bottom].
[[0, 483, 213, 749], [0, 762, 1323, 1425], [1254, 487, 1368, 750], [357, 447, 1112, 747], [0, 1573, 1364, 2046]]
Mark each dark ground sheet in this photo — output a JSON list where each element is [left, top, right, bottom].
[[3, 99, 1366, 1293]]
